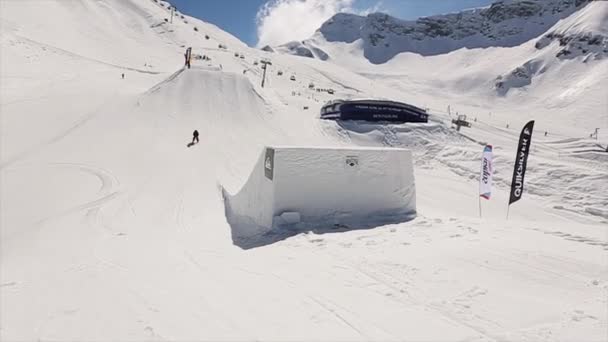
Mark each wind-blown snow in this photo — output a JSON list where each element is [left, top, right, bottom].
[[1, 0, 607, 341]]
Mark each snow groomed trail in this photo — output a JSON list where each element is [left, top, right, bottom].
[[1, 0, 607, 340]]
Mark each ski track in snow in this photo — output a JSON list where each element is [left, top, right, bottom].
[[10, 34, 164, 75], [1, 0, 607, 341]]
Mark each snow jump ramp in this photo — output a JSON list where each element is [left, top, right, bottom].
[[223, 146, 416, 247]]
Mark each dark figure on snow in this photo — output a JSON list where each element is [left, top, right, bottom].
[[192, 130, 199, 144], [121, 73, 124, 79]]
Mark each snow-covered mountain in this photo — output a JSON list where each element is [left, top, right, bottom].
[[270, 0, 607, 125], [1, 0, 607, 341], [495, 0, 607, 92], [273, 0, 594, 64]]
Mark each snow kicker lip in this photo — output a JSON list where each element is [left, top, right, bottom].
[[320, 99, 429, 123]]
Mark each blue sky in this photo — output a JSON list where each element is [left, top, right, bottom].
[[169, 0, 495, 47]]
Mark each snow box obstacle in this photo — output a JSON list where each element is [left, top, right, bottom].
[[223, 146, 417, 247]]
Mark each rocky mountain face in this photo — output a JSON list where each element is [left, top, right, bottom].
[[495, 0, 607, 94], [274, 0, 592, 64], [535, 26, 607, 60]]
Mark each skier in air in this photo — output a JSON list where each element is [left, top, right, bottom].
[[192, 130, 199, 144]]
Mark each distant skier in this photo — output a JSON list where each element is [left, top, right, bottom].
[[192, 130, 199, 144], [121, 73, 124, 79]]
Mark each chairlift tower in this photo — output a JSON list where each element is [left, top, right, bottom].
[[451, 114, 471, 132], [260, 59, 272, 88]]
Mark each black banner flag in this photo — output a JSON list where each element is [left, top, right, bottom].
[[509, 120, 534, 205], [185, 47, 192, 68]]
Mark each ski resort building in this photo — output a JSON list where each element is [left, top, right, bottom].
[[320, 99, 428, 123]]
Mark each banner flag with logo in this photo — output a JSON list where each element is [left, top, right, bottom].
[[509, 120, 534, 205], [479, 145, 493, 200]]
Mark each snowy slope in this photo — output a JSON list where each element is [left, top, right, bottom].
[[0, 0, 246, 69], [1, 0, 607, 341], [498, 0, 608, 91]]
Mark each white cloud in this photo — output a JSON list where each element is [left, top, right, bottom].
[[255, 0, 380, 47], [358, 1, 384, 16]]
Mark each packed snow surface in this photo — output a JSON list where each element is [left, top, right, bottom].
[[1, 0, 607, 341]]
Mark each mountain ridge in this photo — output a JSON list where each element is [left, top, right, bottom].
[[273, 0, 595, 63]]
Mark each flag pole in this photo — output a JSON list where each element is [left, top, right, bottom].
[[506, 204, 510, 220], [478, 149, 483, 219]]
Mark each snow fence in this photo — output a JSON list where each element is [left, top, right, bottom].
[[223, 146, 417, 241]]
